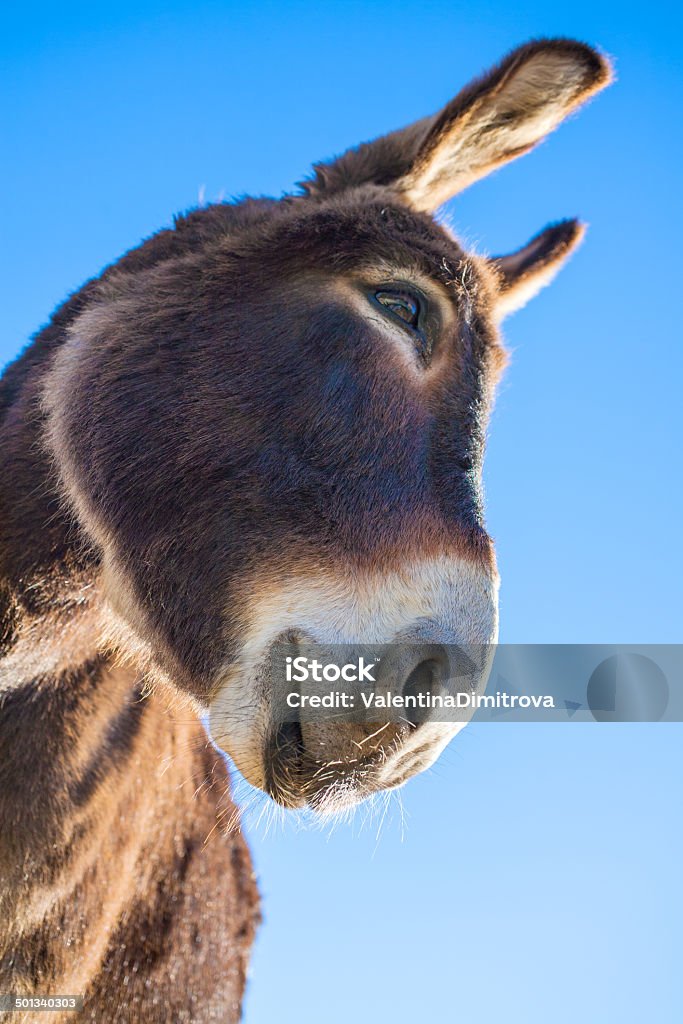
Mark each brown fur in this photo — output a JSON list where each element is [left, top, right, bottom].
[[0, 661, 258, 1023], [0, 38, 610, 1021]]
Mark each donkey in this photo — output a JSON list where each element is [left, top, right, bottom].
[[0, 38, 610, 1022]]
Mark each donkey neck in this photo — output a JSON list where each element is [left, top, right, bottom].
[[0, 332, 182, 966], [0, 391, 216, 989], [0, 653, 226, 1001]]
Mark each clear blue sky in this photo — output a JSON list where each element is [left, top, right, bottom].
[[2, 3, 681, 1022]]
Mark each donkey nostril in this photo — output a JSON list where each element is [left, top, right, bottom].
[[401, 659, 441, 727]]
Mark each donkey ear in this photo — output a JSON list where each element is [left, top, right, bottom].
[[487, 219, 586, 319], [396, 40, 611, 210], [303, 39, 611, 210]]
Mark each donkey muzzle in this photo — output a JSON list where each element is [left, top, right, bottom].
[[208, 556, 499, 811], [260, 636, 492, 810]]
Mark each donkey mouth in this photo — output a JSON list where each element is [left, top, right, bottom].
[[263, 708, 380, 812], [217, 632, 495, 812], [263, 717, 391, 812]]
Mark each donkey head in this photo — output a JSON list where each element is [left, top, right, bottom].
[[44, 39, 611, 811]]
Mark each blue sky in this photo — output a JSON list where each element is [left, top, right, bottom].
[[2, 3, 681, 1022]]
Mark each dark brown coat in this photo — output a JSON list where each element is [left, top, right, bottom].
[[0, 38, 610, 1022]]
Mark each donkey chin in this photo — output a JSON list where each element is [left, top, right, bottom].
[[209, 557, 499, 813]]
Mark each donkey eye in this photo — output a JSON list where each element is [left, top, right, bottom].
[[374, 290, 420, 328]]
